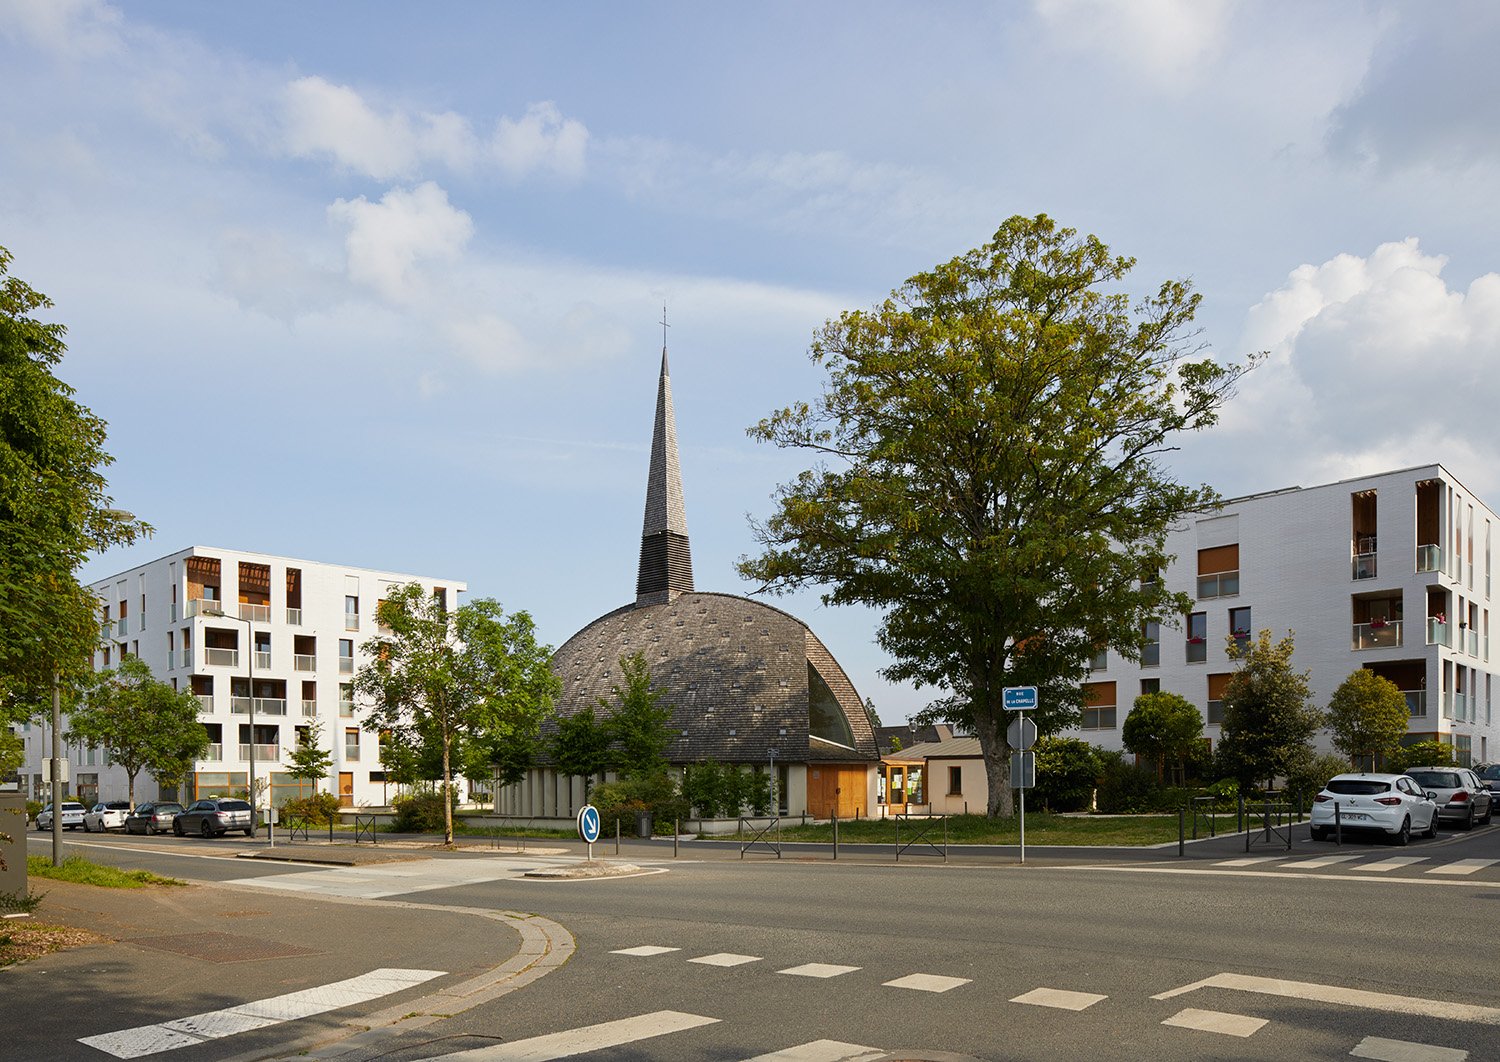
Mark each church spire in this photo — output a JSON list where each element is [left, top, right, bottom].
[[636, 311, 694, 606]]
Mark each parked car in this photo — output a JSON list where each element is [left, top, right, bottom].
[[123, 801, 185, 835], [83, 801, 132, 832], [173, 798, 255, 838], [1310, 773, 1438, 845], [1405, 766, 1493, 829], [1476, 763, 1500, 800], [34, 802, 87, 831]]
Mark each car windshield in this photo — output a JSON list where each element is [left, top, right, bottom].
[[1326, 780, 1391, 796], [158, 803, 183, 812], [1480, 765, 1500, 781], [106, 802, 129, 810], [1408, 771, 1462, 788]]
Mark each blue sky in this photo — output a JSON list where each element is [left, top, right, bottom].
[[5, 1, 1499, 723]]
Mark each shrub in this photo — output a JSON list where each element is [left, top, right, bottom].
[[1094, 750, 1161, 813], [592, 774, 686, 836], [391, 789, 456, 833], [280, 793, 341, 826], [25, 801, 42, 822], [1386, 740, 1456, 773], [1283, 753, 1355, 806], [681, 761, 727, 818], [1032, 737, 1101, 812]]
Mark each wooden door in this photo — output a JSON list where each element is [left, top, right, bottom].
[[338, 772, 354, 808], [808, 764, 867, 819]]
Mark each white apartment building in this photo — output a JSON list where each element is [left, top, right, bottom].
[[1073, 464, 1499, 767], [18, 547, 465, 809]]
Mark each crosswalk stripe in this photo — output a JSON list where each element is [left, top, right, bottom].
[[741, 1040, 884, 1061], [778, 963, 861, 979], [1162, 1007, 1267, 1038], [422, 1010, 720, 1060], [611, 945, 680, 956], [1353, 857, 1427, 872], [690, 953, 761, 967], [883, 974, 970, 993], [1350, 1035, 1469, 1061], [1010, 987, 1107, 1011], [1284, 854, 1363, 869], [1214, 856, 1286, 867], [1425, 859, 1499, 876], [1153, 971, 1500, 1023]]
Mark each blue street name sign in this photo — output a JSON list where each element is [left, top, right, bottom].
[[577, 804, 601, 844], [1003, 686, 1038, 711]]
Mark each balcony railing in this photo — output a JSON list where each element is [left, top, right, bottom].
[[254, 651, 272, 671], [1427, 619, 1450, 647], [344, 745, 361, 762], [117, 616, 129, 636], [339, 658, 354, 674], [1196, 571, 1239, 599], [1088, 650, 1108, 671], [1417, 544, 1442, 573], [239, 603, 271, 623], [294, 654, 316, 672], [195, 693, 213, 712], [301, 699, 318, 717], [179, 648, 193, 670], [1352, 553, 1377, 580], [231, 697, 288, 716], [1351, 621, 1403, 650], [286, 608, 302, 626], [345, 614, 360, 631], [1467, 561, 1475, 588], [1456, 692, 1469, 720], [1442, 692, 1455, 719], [238, 743, 281, 761], [203, 743, 222, 762], [1186, 639, 1207, 663], [339, 702, 355, 718], [1141, 643, 1160, 667], [185, 598, 222, 618], [1403, 690, 1427, 718], [204, 647, 239, 667]]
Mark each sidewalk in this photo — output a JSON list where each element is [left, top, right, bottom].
[[1, 868, 569, 1061]]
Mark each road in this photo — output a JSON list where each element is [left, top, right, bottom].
[[14, 821, 1500, 1061]]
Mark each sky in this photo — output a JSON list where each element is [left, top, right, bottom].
[[4, 1, 1500, 724]]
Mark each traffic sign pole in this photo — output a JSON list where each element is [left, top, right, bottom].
[[1019, 711, 1026, 866], [1002, 686, 1039, 866]]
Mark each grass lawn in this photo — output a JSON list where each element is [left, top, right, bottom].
[[750, 811, 1247, 847], [27, 855, 185, 888]]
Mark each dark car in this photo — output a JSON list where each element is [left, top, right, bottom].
[[1477, 763, 1500, 801], [173, 798, 255, 838], [124, 801, 185, 835]]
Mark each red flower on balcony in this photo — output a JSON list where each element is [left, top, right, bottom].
[[1187, 636, 1206, 644], [1369, 618, 1387, 630]]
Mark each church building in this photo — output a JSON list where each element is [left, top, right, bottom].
[[495, 341, 880, 821]]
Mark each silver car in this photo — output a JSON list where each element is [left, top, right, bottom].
[[173, 798, 255, 838], [1405, 766, 1493, 829]]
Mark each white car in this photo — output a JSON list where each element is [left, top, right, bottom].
[[1310, 773, 1438, 845], [83, 801, 132, 832], [35, 802, 87, 831]]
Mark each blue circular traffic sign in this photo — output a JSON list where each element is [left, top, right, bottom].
[[577, 804, 601, 843]]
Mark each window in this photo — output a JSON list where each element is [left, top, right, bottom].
[[1141, 621, 1160, 667], [344, 728, 360, 761], [948, 766, 963, 796], [1088, 648, 1108, 671], [1197, 544, 1240, 599], [1140, 678, 1160, 695], [339, 639, 354, 674], [1186, 612, 1207, 663], [1228, 607, 1252, 644], [1081, 681, 1117, 730], [345, 596, 360, 630], [339, 683, 354, 717], [1207, 673, 1231, 725]]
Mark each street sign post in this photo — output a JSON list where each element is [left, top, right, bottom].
[[1002, 686, 1038, 865], [577, 804, 601, 861]]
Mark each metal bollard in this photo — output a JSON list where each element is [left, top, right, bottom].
[[673, 817, 679, 858], [615, 818, 620, 855], [833, 810, 839, 861], [1335, 801, 1342, 846], [1178, 806, 1185, 857]]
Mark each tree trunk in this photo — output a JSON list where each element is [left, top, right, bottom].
[[974, 710, 1014, 817], [441, 736, 454, 845]]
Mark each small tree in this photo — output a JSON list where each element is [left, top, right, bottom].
[[603, 652, 673, 781], [1122, 691, 1203, 781], [1387, 740, 1456, 773], [1216, 630, 1323, 793], [67, 656, 208, 807], [286, 720, 334, 795], [1032, 736, 1102, 812], [551, 706, 613, 797], [1326, 669, 1410, 768]]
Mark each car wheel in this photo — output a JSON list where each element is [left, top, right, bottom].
[[82, 819, 92, 833], [1463, 807, 1476, 831], [200, 820, 213, 838], [1392, 816, 1411, 846], [1310, 826, 1328, 841], [1483, 802, 1494, 826], [1423, 812, 1439, 839], [35, 819, 44, 832], [173, 820, 184, 837]]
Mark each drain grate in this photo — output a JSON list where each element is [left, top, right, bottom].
[[126, 931, 322, 963]]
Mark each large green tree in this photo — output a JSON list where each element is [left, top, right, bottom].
[[354, 584, 559, 843], [549, 705, 613, 796], [1122, 691, 1204, 781], [0, 246, 149, 710], [66, 656, 209, 808], [739, 215, 1255, 815], [286, 719, 335, 794], [1326, 669, 1411, 768], [1217, 630, 1324, 792], [601, 652, 674, 781]]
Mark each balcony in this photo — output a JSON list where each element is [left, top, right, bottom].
[[185, 599, 223, 618], [345, 614, 360, 631], [239, 603, 271, 623], [1351, 620, 1403, 650], [344, 746, 361, 762], [1186, 639, 1207, 663], [230, 697, 288, 716], [254, 651, 271, 671], [1141, 643, 1160, 667], [301, 699, 318, 717], [294, 654, 316, 672], [338, 702, 355, 718], [1196, 571, 1239, 599], [117, 616, 129, 636], [1417, 544, 1442, 573], [1404, 690, 1427, 718], [203, 743, 222, 762], [339, 658, 354, 674], [1443, 692, 1455, 719], [238, 743, 281, 761], [178, 648, 194, 670], [286, 608, 302, 626], [195, 693, 213, 712], [1352, 553, 1377, 580], [1457, 693, 1469, 720], [204, 647, 239, 668], [1088, 649, 1108, 672], [1427, 619, 1450, 647]]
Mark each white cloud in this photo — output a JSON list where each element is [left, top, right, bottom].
[[491, 101, 588, 181], [0, 0, 123, 59], [327, 182, 474, 303], [1032, 0, 1238, 86]]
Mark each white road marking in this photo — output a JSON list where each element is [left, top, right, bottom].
[[1353, 857, 1428, 873], [222, 856, 618, 899], [78, 968, 443, 1058], [1153, 972, 1500, 1024], [741, 1040, 884, 1061], [1055, 864, 1500, 890], [1284, 853, 1363, 869], [421, 1010, 720, 1060], [1214, 856, 1286, 867], [610, 945, 680, 957], [1426, 859, 1500, 876], [1350, 1035, 1469, 1061], [690, 952, 762, 967], [1162, 1007, 1267, 1038], [883, 973, 970, 993], [778, 963, 861, 979], [1010, 987, 1107, 1010]]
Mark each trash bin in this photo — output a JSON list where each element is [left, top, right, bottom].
[[635, 811, 653, 838]]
